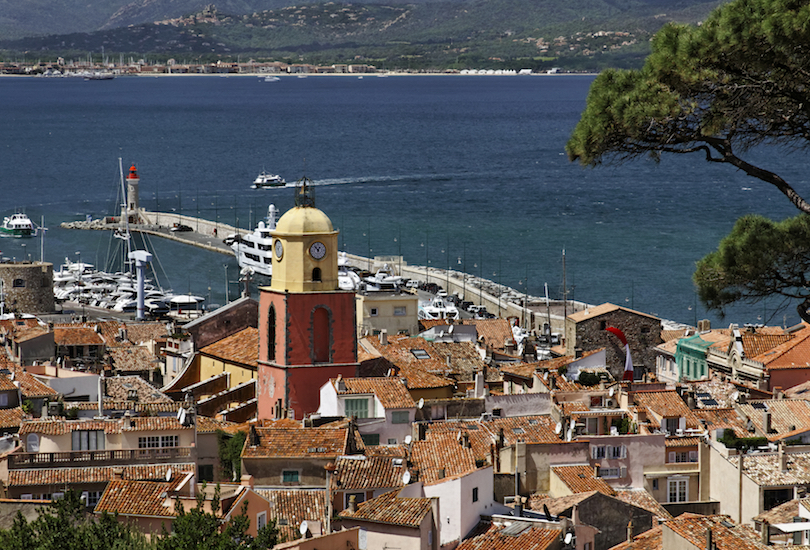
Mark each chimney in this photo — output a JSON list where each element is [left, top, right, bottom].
[[763, 410, 772, 433], [706, 527, 713, 550], [627, 519, 634, 542], [761, 520, 770, 545], [336, 374, 346, 392], [461, 432, 470, 448], [348, 494, 357, 513], [515, 496, 523, 517], [112, 467, 124, 481], [240, 474, 254, 489], [779, 443, 788, 472], [379, 329, 388, 345], [438, 468, 446, 479]]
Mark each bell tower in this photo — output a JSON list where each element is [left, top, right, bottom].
[[257, 180, 358, 420]]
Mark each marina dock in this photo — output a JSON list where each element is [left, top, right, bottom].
[[61, 210, 587, 335]]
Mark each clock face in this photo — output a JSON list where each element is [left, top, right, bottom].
[[274, 239, 284, 260], [310, 241, 327, 260]]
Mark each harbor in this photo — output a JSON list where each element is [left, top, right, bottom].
[[60, 208, 588, 336]]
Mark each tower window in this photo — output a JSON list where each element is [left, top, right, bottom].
[[312, 267, 322, 282], [267, 305, 276, 361]]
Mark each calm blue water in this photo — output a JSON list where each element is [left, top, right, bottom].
[[1, 74, 808, 326]]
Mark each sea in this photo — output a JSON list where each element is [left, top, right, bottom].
[[1, 73, 809, 328]]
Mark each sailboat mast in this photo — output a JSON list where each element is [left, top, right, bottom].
[[562, 249, 567, 321], [119, 158, 133, 274]]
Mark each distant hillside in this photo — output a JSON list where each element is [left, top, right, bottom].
[[0, 0, 728, 70]]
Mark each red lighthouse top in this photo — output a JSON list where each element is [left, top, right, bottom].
[[127, 165, 139, 179]]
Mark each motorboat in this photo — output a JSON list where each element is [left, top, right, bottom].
[[338, 252, 362, 291], [252, 172, 286, 189], [224, 204, 277, 278], [418, 297, 460, 320], [1, 213, 35, 237], [363, 264, 406, 291]]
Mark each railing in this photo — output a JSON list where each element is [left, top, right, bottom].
[[8, 446, 195, 469]]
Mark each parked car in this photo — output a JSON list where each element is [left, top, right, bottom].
[[171, 223, 193, 232]]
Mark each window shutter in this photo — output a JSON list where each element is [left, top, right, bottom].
[[591, 446, 598, 459], [606, 445, 613, 458], [668, 452, 676, 463], [689, 450, 698, 462], [621, 445, 627, 459], [620, 466, 627, 478]]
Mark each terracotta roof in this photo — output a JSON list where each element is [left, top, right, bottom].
[[614, 488, 673, 522], [104, 375, 172, 403], [665, 436, 700, 447], [444, 319, 514, 353], [53, 327, 104, 346], [429, 341, 493, 380], [610, 523, 663, 550], [19, 416, 190, 436], [692, 408, 749, 438], [632, 391, 700, 428], [2, 365, 58, 399], [338, 487, 431, 527], [0, 407, 24, 430], [9, 462, 193, 487], [13, 326, 50, 343], [108, 346, 156, 373], [742, 333, 793, 362], [241, 426, 361, 459], [729, 450, 810, 487], [254, 489, 325, 543], [94, 479, 175, 517], [456, 522, 559, 550], [332, 455, 406, 491], [527, 491, 597, 516], [198, 328, 259, 369], [664, 514, 765, 550], [358, 335, 458, 389], [0, 376, 17, 392], [757, 326, 810, 370], [68, 401, 179, 414], [411, 435, 478, 485], [550, 465, 616, 496], [568, 303, 659, 323], [195, 416, 247, 435], [336, 377, 415, 409], [753, 498, 803, 525], [738, 399, 810, 441]]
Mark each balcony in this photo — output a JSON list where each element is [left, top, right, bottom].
[[7, 446, 195, 469]]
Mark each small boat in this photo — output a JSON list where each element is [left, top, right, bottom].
[[418, 297, 460, 321], [224, 204, 277, 278], [264, 76, 280, 82], [84, 72, 115, 80], [252, 172, 286, 189], [0, 213, 35, 237]]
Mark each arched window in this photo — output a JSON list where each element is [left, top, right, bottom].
[[312, 267, 322, 282], [267, 305, 276, 361], [312, 307, 330, 363], [26, 434, 39, 453]]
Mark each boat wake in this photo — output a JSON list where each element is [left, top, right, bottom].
[[305, 173, 461, 187]]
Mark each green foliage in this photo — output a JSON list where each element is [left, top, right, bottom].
[[567, 0, 810, 212], [693, 214, 810, 322], [217, 430, 246, 482], [577, 371, 601, 386], [718, 429, 768, 452], [0, 490, 150, 550]]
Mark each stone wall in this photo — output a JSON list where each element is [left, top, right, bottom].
[[0, 262, 54, 313]]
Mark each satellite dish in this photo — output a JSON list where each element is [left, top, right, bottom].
[[554, 422, 562, 435], [448, 325, 454, 334], [417, 398, 425, 410], [387, 368, 393, 377], [176, 407, 184, 421], [609, 387, 615, 397], [457, 431, 462, 442], [564, 532, 573, 545], [543, 371, 549, 380], [566, 426, 573, 442], [731, 391, 739, 401], [404, 435, 412, 445], [165, 468, 172, 482], [299, 521, 309, 536], [402, 471, 411, 485], [543, 503, 552, 520], [178, 409, 187, 426]]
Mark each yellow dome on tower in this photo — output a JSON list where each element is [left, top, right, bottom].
[[274, 205, 334, 236]]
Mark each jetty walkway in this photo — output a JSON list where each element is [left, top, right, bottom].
[[61, 210, 587, 335]]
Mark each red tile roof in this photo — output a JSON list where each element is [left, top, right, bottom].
[[19, 416, 190, 436], [338, 488, 431, 527], [108, 346, 155, 373], [411, 435, 478, 485], [241, 426, 361, 459], [456, 522, 559, 550], [550, 465, 616, 496], [738, 399, 810, 441], [664, 514, 766, 550], [94, 479, 175, 517], [610, 523, 663, 550], [53, 327, 105, 346], [9, 462, 193, 487], [333, 455, 407, 491], [198, 328, 259, 369], [336, 377, 415, 409], [254, 489, 325, 542], [0, 407, 24, 430]]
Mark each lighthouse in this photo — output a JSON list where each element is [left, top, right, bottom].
[[124, 165, 140, 223]]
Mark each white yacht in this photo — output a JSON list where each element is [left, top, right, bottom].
[[224, 205, 277, 278], [251, 172, 286, 188], [418, 297, 460, 320]]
